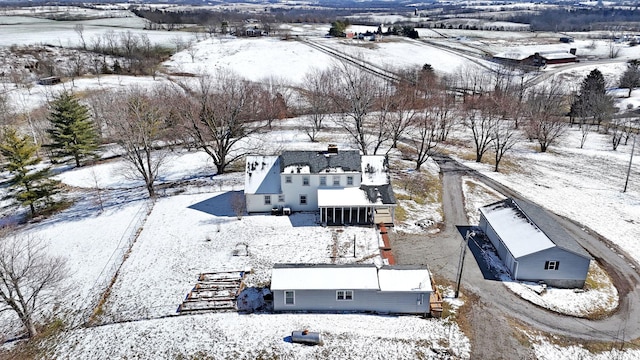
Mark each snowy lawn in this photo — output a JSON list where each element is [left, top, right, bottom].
[[51, 312, 470, 359], [98, 192, 382, 322]]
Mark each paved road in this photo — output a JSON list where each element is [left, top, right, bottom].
[[391, 154, 640, 358]]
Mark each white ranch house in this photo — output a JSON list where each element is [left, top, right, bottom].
[[270, 264, 433, 315], [479, 198, 592, 288], [244, 145, 396, 225]]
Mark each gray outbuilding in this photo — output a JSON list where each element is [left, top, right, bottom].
[[270, 263, 433, 314], [479, 198, 592, 288]]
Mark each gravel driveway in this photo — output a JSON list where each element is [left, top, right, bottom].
[[390, 155, 640, 359]]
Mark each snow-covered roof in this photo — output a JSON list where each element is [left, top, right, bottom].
[[480, 199, 555, 258], [510, 198, 592, 259], [540, 52, 576, 60], [361, 155, 389, 186], [271, 264, 432, 293], [378, 267, 432, 292], [493, 51, 528, 60], [318, 187, 373, 207], [283, 165, 310, 174], [480, 198, 591, 259], [270, 264, 379, 290], [244, 156, 280, 195]]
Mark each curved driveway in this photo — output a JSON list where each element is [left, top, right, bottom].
[[392, 154, 640, 357]]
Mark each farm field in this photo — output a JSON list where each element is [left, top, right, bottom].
[[0, 4, 640, 359]]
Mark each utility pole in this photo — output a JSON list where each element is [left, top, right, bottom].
[[455, 230, 474, 298], [623, 134, 636, 193]]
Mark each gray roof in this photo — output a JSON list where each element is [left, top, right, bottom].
[[510, 198, 591, 259], [280, 150, 361, 174], [360, 184, 396, 205]]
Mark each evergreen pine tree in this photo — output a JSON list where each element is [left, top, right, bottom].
[[569, 68, 614, 130], [46, 91, 99, 167], [0, 128, 61, 217]]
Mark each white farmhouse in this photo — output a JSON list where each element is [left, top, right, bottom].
[[244, 145, 396, 225]]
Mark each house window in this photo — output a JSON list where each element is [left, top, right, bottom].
[[320, 176, 326, 186], [333, 176, 340, 186], [300, 195, 307, 205], [347, 176, 353, 185], [544, 261, 560, 270], [278, 194, 285, 203], [284, 291, 295, 305], [285, 175, 292, 184], [264, 195, 271, 205], [336, 290, 353, 301], [302, 176, 309, 186]]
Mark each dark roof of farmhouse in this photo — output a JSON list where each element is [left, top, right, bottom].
[[280, 150, 361, 173], [361, 184, 396, 205]]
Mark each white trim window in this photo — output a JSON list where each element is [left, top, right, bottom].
[[303, 176, 310, 186], [300, 195, 307, 205], [285, 175, 292, 184], [278, 194, 285, 203], [336, 290, 353, 301], [333, 176, 340, 186], [347, 176, 354, 186], [544, 260, 560, 270], [320, 176, 327, 186], [264, 195, 271, 205], [284, 291, 295, 305]]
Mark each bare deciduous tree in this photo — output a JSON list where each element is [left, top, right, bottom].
[[463, 95, 500, 162], [370, 81, 394, 155], [329, 61, 382, 155], [491, 119, 520, 172], [405, 113, 439, 170], [579, 120, 592, 149], [255, 75, 292, 129], [74, 24, 86, 50], [610, 118, 633, 151], [524, 80, 568, 153], [0, 229, 68, 338], [106, 86, 171, 197], [175, 70, 266, 174], [299, 68, 333, 142]]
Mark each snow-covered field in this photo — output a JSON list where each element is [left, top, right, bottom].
[[1, 9, 640, 358]]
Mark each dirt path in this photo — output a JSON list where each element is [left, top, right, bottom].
[[390, 154, 640, 358]]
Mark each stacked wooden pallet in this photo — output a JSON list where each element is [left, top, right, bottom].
[[177, 271, 245, 314]]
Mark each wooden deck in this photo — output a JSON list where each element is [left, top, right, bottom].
[[374, 208, 394, 227]]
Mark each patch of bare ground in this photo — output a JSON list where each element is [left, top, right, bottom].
[[460, 289, 537, 360]]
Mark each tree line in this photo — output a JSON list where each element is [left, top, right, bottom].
[[2, 59, 639, 219], [507, 8, 640, 32]]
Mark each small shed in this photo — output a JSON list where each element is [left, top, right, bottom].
[[271, 263, 432, 314], [478, 198, 592, 288]]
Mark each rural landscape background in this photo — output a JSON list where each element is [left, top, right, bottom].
[[0, 0, 639, 359]]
